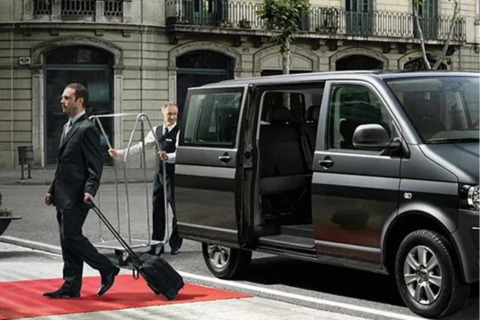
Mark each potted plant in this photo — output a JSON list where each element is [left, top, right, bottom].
[[239, 18, 251, 29], [0, 189, 21, 236]]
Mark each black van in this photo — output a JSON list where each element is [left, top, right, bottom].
[[175, 71, 479, 318]]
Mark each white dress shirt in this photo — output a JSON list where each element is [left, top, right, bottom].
[[117, 123, 179, 164]]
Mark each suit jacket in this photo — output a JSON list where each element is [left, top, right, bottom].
[[49, 114, 103, 210]]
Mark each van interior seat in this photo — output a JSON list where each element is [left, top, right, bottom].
[[259, 107, 311, 195], [304, 105, 321, 151]]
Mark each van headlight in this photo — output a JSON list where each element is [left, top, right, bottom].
[[460, 185, 480, 210]]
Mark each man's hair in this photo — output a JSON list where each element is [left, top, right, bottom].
[[162, 102, 178, 110], [66, 83, 89, 107]]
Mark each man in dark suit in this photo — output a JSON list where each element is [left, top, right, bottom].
[[108, 103, 183, 255], [44, 83, 120, 298]]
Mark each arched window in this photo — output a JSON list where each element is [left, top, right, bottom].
[[176, 51, 234, 112], [336, 55, 384, 70], [404, 57, 447, 70]]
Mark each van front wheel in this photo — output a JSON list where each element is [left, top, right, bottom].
[[394, 230, 470, 318], [202, 243, 252, 279]]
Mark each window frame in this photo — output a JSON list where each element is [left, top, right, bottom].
[[180, 86, 246, 149], [324, 80, 400, 155]]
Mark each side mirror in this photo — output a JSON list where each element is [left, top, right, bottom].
[[353, 124, 400, 151]]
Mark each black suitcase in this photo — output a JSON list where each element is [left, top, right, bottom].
[[90, 202, 184, 300]]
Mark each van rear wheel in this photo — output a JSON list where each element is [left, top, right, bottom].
[[202, 243, 252, 279], [394, 229, 470, 318]]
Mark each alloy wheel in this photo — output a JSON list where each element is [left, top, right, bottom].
[[403, 245, 443, 305]]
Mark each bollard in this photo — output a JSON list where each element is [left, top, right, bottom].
[[18, 146, 34, 180]]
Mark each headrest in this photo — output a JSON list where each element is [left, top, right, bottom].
[[266, 107, 294, 123], [306, 105, 320, 122]]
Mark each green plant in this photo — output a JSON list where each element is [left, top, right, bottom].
[[0, 189, 12, 217], [257, 0, 311, 74]]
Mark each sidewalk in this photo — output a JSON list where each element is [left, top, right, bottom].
[[0, 167, 156, 186], [0, 241, 367, 320]]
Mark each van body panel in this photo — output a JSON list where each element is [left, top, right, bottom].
[[453, 209, 480, 283], [420, 143, 479, 185], [400, 145, 457, 182]]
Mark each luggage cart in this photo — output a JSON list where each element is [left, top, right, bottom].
[[90, 113, 170, 265]]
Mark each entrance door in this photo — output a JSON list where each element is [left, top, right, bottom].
[[311, 81, 401, 266], [176, 87, 247, 244], [185, 0, 226, 26], [416, 0, 438, 40], [44, 46, 114, 165], [346, 0, 373, 36]]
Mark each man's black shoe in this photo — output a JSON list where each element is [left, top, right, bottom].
[[97, 267, 120, 296], [43, 288, 80, 298], [170, 248, 180, 255]]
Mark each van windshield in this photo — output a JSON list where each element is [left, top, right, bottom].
[[386, 76, 479, 144]]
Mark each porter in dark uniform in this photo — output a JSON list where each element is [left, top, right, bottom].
[[109, 103, 183, 254]]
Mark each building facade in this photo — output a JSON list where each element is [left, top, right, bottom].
[[0, 0, 478, 168]]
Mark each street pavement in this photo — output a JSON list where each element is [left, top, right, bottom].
[[0, 166, 156, 186], [0, 241, 368, 320]]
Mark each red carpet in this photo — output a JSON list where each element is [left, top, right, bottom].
[[0, 275, 250, 319]]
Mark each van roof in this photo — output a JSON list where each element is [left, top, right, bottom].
[[199, 71, 478, 88]]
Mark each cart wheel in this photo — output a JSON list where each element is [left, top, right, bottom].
[[115, 250, 130, 267]]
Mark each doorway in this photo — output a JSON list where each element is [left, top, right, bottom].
[[336, 55, 384, 70], [44, 46, 114, 165]]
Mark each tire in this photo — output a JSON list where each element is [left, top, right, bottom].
[[202, 243, 252, 279], [394, 229, 470, 318]]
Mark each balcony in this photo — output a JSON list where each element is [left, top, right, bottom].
[[28, 0, 127, 22], [165, 0, 466, 43]]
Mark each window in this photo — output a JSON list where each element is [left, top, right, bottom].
[[261, 91, 306, 123], [386, 76, 479, 143], [183, 90, 243, 147], [328, 84, 393, 151]]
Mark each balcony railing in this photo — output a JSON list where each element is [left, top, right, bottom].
[[165, 0, 466, 42], [32, 0, 124, 18], [61, 0, 96, 16]]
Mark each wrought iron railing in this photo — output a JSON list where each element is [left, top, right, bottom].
[[61, 0, 96, 16], [33, 0, 52, 15], [165, 0, 466, 41], [33, 0, 124, 18], [104, 0, 123, 17]]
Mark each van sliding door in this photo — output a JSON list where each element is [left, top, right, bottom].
[[175, 86, 248, 245]]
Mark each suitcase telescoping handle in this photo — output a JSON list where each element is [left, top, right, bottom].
[[90, 201, 140, 262]]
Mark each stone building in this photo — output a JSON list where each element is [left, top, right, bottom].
[[0, 0, 478, 168]]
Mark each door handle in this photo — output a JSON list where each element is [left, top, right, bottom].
[[319, 157, 334, 168], [218, 153, 231, 164]]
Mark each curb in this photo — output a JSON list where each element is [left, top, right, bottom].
[[0, 236, 61, 255], [0, 179, 154, 186]]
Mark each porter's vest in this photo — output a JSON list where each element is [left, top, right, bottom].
[[155, 124, 179, 175]]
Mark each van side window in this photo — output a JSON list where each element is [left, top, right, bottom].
[[328, 84, 393, 151], [183, 90, 242, 147]]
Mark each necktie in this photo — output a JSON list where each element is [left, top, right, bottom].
[[164, 127, 169, 135], [66, 120, 73, 135], [62, 120, 72, 142]]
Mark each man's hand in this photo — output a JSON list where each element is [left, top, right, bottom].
[[83, 192, 94, 204], [44, 193, 53, 206], [159, 151, 168, 162], [108, 148, 118, 158]]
